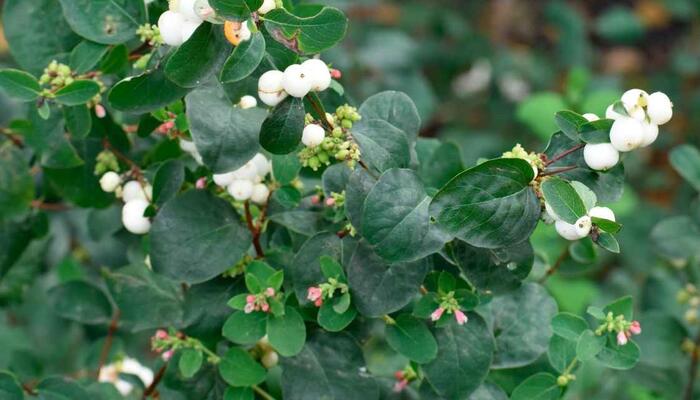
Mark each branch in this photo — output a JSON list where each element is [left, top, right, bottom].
[[96, 310, 121, 379], [142, 364, 167, 399], [305, 94, 334, 131], [540, 165, 577, 177], [545, 143, 585, 166], [252, 385, 277, 400], [31, 200, 69, 211], [244, 201, 265, 258], [539, 246, 569, 283], [684, 331, 700, 400]]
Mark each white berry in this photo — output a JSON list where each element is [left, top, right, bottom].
[[301, 59, 332, 92], [583, 143, 619, 171], [158, 11, 184, 46], [605, 104, 624, 120], [178, 0, 201, 21], [258, 70, 288, 107], [239, 95, 257, 109], [620, 88, 648, 110], [302, 124, 325, 148], [122, 181, 148, 202], [251, 183, 270, 205], [100, 172, 121, 193], [261, 350, 279, 368], [181, 18, 201, 42], [258, 0, 276, 14], [228, 179, 254, 201], [609, 117, 644, 152], [233, 162, 259, 181], [555, 220, 582, 241], [639, 122, 659, 147], [251, 153, 270, 177], [282, 64, 313, 98], [589, 206, 615, 222], [239, 21, 252, 42], [646, 92, 673, 125], [582, 113, 599, 122], [122, 199, 151, 235], [574, 216, 592, 237], [213, 171, 237, 187]]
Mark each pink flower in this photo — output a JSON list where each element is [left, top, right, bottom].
[[454, 309, 468, 325], [394, 371, 404, 380], [330, 69, 342, 79], [617, 331, 628, 346], [307, 287, 322, 302], [393, 379, 408, 393], [629, 321, 641, 335], [311, 195, 321, 205], [325, 198, 336, 207], [246, 295, 256, 304], [244, 302, 255, 314], [261, 302, 270, 312], [195, 177, 207, 189], [265, 287, 275, 297], [314, 298, 323, 307], [155, 329, 168, 340], [95, 104, 106, 118], [430, 307, 445, 322], [162, 349, 174, 362]]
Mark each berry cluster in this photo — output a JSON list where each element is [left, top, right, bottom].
[[257, 58, 333, 106], [583, 89, 673, 171], [213, 153, 271, 203], [546, 203, 616, 241], [157, 0, 205, 46], [299, 105, 362, 170], [100, 172, 153, 235], [677, 284, 700, 324], [39, 61, 106, 109]]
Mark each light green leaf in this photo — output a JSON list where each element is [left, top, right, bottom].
[[179, 349, 203, 378], [267, 306, 306, 356], [219, 348, 267, 387], [541, 177, 587, 224], [576, 329, 605, 361], [222, 311, 267, 344], [670, 144, 700, 192], [384, 314, 438, 363], [263, 7, 348, 54], [510, 373, 561, 400], [109, 69, 190, 114], [551, 312, 588, 341]]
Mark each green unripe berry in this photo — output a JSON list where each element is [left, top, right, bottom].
[[341, 119, 352, 129], [335, 150, 348, 160], [318, 151, 329, 163], [308, 156, 320, 170], [557, 376, 569, 387]]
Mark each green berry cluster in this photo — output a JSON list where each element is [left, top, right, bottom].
[[94, 150, 120, 176], [299, 104, 362, 171], [39, 60, 106, 107], [136, 23, 163, 46], [502, 143, 544, 170]]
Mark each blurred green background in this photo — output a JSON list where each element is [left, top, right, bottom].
[[1, 0, 699, 399]]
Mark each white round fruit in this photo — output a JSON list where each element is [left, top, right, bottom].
[[100, 172, 121, 193], [621, 88, 648, 109], [301, 59, 332, 92], [258, 70, 287, 107], [555, 220, 583, 241], [158, 11, 185, 46], [261, 351, 279, 368], [178, 0, 201, 21], [233, 162, 259, 181], [251, 183, 270, 205], [646, 92, 673, 125], [251, 153, 270, 176], [639, 122, 659, 147], [282, 64, 313, 98], [258, 0, 276, 14], [122, 181, 148, 202], [228, 179, 254, 201], [583, 113, 599, 122], [605, 104, 624, 120], [589, 206, 615, 222], [239, 95, 258, 109], [583, 143, 619, 171], [122, 199, 151, 235], [574, 215, 592, 237], [302, 124, 325, 148], [239, 21, 252, 42], [213, 171, 237, 187], [181, 18, 201, 42], [609, 117, 644, 152]]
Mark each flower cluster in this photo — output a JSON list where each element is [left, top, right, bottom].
[[151, 329, 220, 363], [299, 105, 362, 170], [39, 60, 106, 109], [583, 89, 673, 171], [244, 287, 277, 313], [502, 143, 543, 179], [430, 291, 468, 326], [212, 153, 271, 204], [307, 277, 349, 307], [677, 283, 700, 324], [594, 312, 641, 346], [393, 366, 417, 393], [257, 58, 334, 106], [157, 0, 207, 46], [136, 23, 163, 46]]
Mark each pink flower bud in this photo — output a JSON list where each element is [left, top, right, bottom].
[[430, 307, 445, 322], [311, 195, 321, 205], [155, 329, 168, 340], [261, 302, 270, 312], [162, 349, 174, 362], [195, 177, 207, 189], [95, 104, 106, 119], [307, 287, 322, 302], [394, 371, 404, 380], [244, 302, 255, 314], [325, 198, 336, 207], [629, 321, 641, 335], [454, 309, 468, 325], [265, 287, 275, 297], [246, 295, 256, 304], [314, 298, 323, 307], [330, 68, 342, 79], [617, 331, 628, 346], [393, 379, 408, 393], [165, 121, 175, 129]]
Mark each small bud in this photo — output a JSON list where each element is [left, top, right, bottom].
[[307, 287, 322, 303], [330, 68, 342, 79], [629, 321, 641, 335], [95, 104, 107, 118], [195, 177, 207, 189], [454, 309, 468, 325], [261, 302, 270, 312], [244, 302, 255, 314], [246, 295, 256, 304], [261, 350, 279, 368], [393, 379, 408, 393], [394, 371, 404, 380], [265, 287, 275, 297], [162, 349, 174, 362], [325, 197, 336, 207], [155, 329, 168, 340], [311, 195, 321, 205], [616, 331, 628, 346], [430, 307, 445, 322], [557, 375, 569, 387]]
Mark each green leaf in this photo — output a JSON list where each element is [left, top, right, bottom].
[[0, 144, 34, 220], [288, 232, 342, 303], [596, 337, 640, 370], [271, 153, 301, 185], [219, 347, 267, 387], [591, 216, 622, 234], [0, 69, 41, 101], [579, 119, 614, 144], [3, 0, 81, 75], [554, 110, 588, 140], [451, 240, 533, 295], [209, 0, 262, 20], [422, 315, 494, 399], [54, 80, 100, 106], [185, 82, 267, 173], [48, 281, 113, 325], [317, 301, 356, 332], [224, 387, 254, 400], [260, 97, 305, 154], [152, 159, 185, 206], [540, 177, 587, 224], [548, 334, 577, 373], [570, 238, 597, 264], [57, 0, 146, 45], [347, 241, 431, 317], [109, 69, 190, 114], [0, 371, 23, 400], [587, 306, 606, 320], [331, 292, 350, 314], [510, 373, 561, 400], [319, 256, 345, 281], [359, 91, 421, 142], [151, 190, 252, 284], [570, 181, 597, 211], [179, 349, 203, 378], [431, 158, 539, 249], [489, 283, 558, 368], [595, 232, 619, 253], [263, 7, 348, 54], [352, 119, 410, 173], [651, 216, 700, 260], [63, 106, 92, 138], [345, 167, 376, 235], [165, 23, 232, 88], [516, 92, 566, 140], [384, 314, 438, 363], [19, 111, 83, 169], [603, 296, 633, 320], [551, 312, 588, 341], [669, 144, 700, 191], [576, 329, 605, 361], [280, 332, 379, 400], [221, 32, 266, 83], [361, 169, 449, 262], [418, 141, 464, 190], [267, 306, 306, 356], [36, 377, 90, 400], [69, 40, 109, 74], [222, 311, 267, 344]]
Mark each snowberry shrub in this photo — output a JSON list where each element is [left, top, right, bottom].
[[0, 0, 681, 399]]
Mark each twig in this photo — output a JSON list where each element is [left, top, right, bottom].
[[142, 364, 168, 399], [244, 201, 265, 258], [31, 200, 69, 211], [539, 247, 569, 283], [305, 94, 334, 132], [684, 331, 700, 400], [540, 165, 577, 177], [21, 383, 37, 396], [1, 128, 24, 148], [545, 143, 585, 166], [96, 310, 121, 379], [252, 385, 277, 400]]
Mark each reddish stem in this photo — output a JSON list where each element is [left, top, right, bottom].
[[31, 200, 69, 211], [96, 310, 121, 379], [142, 364, 168, 399], [545, 143, 585, 166], [540, 165, 577, 177], [244, 201, 265, 258]]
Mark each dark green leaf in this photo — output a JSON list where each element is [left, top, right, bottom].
[[57, 0, 146, 44], [451, 240, 534, 294], [271, 153, 301, 184], [554, 110, 588, 140], [596, 337, 640, 370], [317, 301, 356, 332], [0, 371, 23, 400], [221, 32, 266, 83], [595, 232, 619, 253], [109, 69, 190, 114], [69, 40, 109, 74], [165, 23, 232, 88], [260, 97, 305, 154], [48, 280, 112, 324], [0, 69, 41, 101], [548, 334, 576, 373], [219, 347, 267, 387], [385, 314, 438, 363], [287, 232, 341, 303], [267, 306, 306, 356], [319, 255, 345, 281], [54, 80, 100, 106], [263, 7, 348, 54], [576, 329, 605, 361], [152, 159, 185, 206], [551, 312, 588, 341], [37, 377, 90, 400], [179, 349, 203, 378], [579, 119, 614, 144], [63, 106, 92, 138], [669, 144, 700, 191], [352, 119, 410, 173], [222, 311, 267, 344], [651, 216, 700, 260], [209, 0, 262, 20], [224, 387, 254, 400], [591, 216, 621, 234], [509, 373, 561, 400], [0, 144, 34, 220], [359, 91, 421, 142]]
